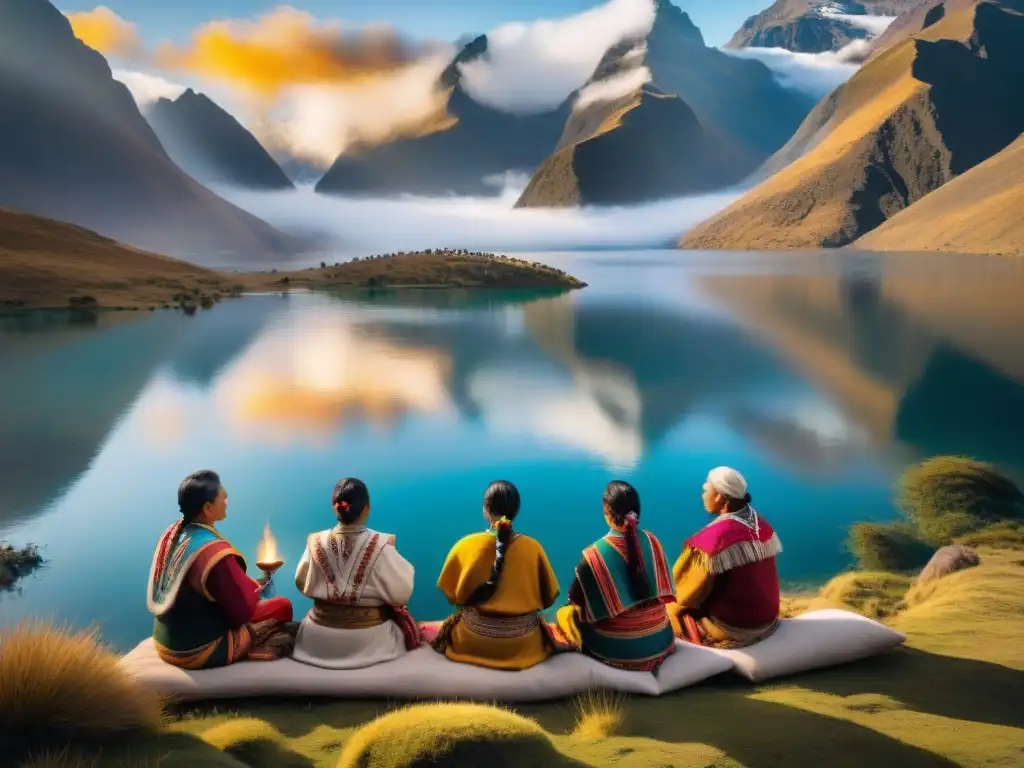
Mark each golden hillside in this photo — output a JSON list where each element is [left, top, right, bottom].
[[855, 133, 1024, 254], [0, 208, 242, 310], [679, 0, 1024, 250]]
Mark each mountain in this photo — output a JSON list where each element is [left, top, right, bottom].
[[146, 89, 294, 191], [317, 1, 812, 199], [513, 40, 760, 207], [855, 133, 1024, 254], [314, 35, 570, 197], [642, 0, 816, 158], [0, 0, 297, 259], [515, 0, 810, 207], [726, 0, 918, 54], [679, 0, 1024, 250]]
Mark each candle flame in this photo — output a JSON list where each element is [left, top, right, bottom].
[[256, 521, 281, 566]]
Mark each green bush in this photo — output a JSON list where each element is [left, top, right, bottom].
[[848, 522, 935, 571], [897, 456, 1024, 545]]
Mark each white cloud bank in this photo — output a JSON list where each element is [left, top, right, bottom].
[[574, 43, 652, 111], [818, 6, 897, 36], [722, 44, 863, 98], [214, 183, 743, 260], [458, 0, 657, 114]]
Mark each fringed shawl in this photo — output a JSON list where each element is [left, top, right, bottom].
[[574, 529, 675, 624], [685, 507, 782, 576]]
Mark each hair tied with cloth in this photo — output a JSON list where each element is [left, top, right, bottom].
[[624, 511, 638, 527], [339, 500, 349, 511], [493, 515, 512, 530]]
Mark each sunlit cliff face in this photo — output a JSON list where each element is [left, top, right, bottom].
[[213, 312, 455, 444]]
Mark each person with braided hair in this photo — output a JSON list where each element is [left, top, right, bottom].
[[147, 470, 295, 669], [292, 477, 422, 669], [431, 480, 565, 670], [555, 480, 676, 671]]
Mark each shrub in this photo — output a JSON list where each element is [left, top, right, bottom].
[[336, 703, 576, 768], [897, 456, 1024, 545], [848, 521, 935, 571], [0, 621, 165, 756], [955, 521, 1024, 551], [0, 542, 43, 590]]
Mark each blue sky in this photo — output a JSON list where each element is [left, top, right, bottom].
[[58, 0, 768, 48]]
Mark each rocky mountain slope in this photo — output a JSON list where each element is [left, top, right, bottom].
[[679, 0, 1024, 250], [854, 133, 1024, 254], [0, 0, 296, 259], [146, 89, 294, 191], [727, 0, 919, 53]]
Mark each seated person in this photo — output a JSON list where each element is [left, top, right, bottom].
[[432, 480, 562, 670], [147, 470, 294, 669], [292, 477, 421, 669], [556, 481, 676, 671], [667, 466, 782, 648]]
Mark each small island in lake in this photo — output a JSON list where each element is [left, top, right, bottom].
[[267, 249, 587, 291], [0, 208, 586, 313]]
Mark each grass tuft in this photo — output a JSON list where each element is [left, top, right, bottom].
[[0, 621, 166, 757], [18, 747, 98, 768], [336, 702, 577, 768], [571, 690, 628, 740]]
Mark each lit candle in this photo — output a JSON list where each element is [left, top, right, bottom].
[[255, 521, 284, 578]]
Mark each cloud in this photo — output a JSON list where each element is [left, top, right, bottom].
[[212, 183, 743, 261], [457, 0, 657, 114], [574, 65, 651, 111], [817, 7, 897, 36], [111, 69, 186, 107], [722, 45, 861, 99], [67, 6, 453, 165], [254, 53, 452, 168], [66, 5, 142, 58]]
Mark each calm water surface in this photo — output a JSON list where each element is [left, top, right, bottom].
[[2, 249, 1022, 651]]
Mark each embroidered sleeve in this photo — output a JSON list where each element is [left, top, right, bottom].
[[537, 546, 561, 609], [673, 546, 716, 610], [206, 556, 258, 628]]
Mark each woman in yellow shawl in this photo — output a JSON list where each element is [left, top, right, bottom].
[[431, 480, 563, 670]]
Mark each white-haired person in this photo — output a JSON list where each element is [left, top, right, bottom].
[[666, 466, 783, 648]]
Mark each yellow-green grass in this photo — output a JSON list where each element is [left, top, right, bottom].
[[8, 544, 1022, 768]]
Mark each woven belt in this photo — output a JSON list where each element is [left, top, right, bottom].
[[310, 601, 391, 629], [460, 607, 540, 639]]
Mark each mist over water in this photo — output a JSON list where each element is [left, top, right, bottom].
[[215, 182, 745, 261]]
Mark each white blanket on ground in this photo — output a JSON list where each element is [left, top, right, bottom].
[[119, 609, 904, 702]]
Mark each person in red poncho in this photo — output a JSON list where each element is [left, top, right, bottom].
[[667, 466, 782, 649]]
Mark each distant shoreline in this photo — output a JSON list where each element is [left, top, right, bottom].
[[0, 208, 587, 314]]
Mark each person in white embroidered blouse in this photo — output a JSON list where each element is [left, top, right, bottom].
[[292, 477, 422, 669]]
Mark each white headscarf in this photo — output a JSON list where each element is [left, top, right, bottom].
[[707, 466, 748, 500]]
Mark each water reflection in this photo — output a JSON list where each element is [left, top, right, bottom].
[[696, 252, 1024, 479], [0, 311, 187, 523], [4, 252, 1024, 647]]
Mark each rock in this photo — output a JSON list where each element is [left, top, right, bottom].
[[916, 544, 981, 585]]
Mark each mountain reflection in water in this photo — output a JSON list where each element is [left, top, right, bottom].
[[1, 250, 1021, 649]]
